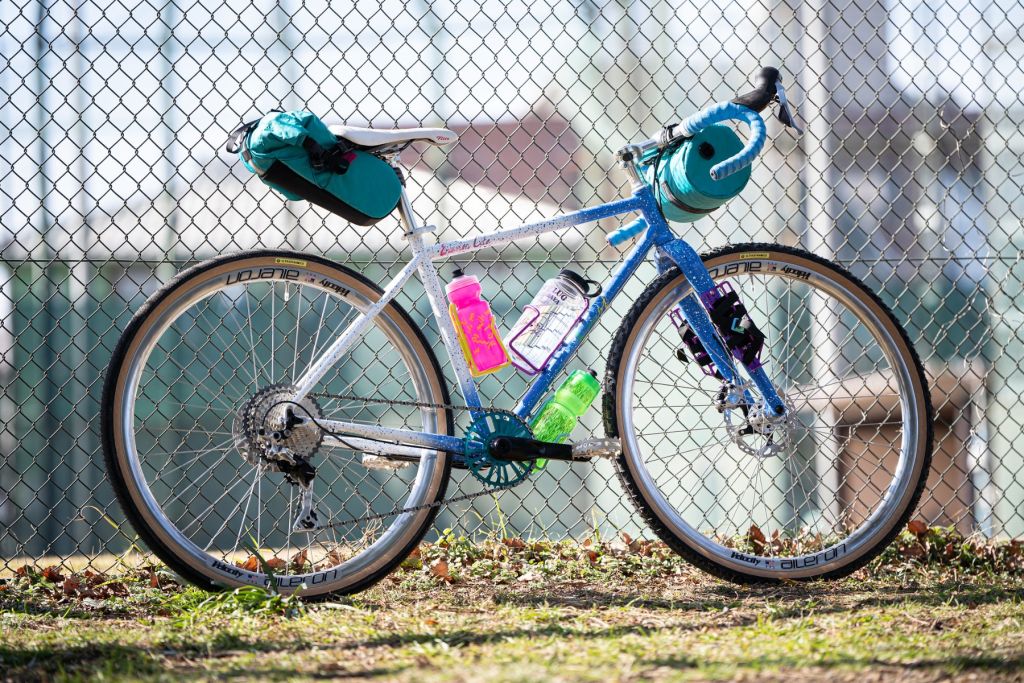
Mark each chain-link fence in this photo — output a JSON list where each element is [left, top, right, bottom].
[[1, 0, 1022, 572]]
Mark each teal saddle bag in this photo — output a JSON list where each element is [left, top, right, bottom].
[[227, 110, 402, 226], [648, 123, 751, 223]]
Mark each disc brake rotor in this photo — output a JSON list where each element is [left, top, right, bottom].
[[718, 383, 793, 459]]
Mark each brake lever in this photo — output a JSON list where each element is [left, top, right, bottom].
[[774, 80, 803, 135]]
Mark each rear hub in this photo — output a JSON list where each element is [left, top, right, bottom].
[[233, 384, 324, 486]]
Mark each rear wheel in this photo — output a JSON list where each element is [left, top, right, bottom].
[[605, 243, 933, 582], [102, 251, 452, 597]]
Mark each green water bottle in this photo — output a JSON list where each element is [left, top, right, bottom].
[[530, 370, 601, 469]]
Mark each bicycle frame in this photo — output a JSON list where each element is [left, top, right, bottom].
[[293, 176, 786, 458]]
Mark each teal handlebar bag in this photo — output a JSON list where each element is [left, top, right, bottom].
[[648, 123, 752, 223], [229, 111, 402, 226]]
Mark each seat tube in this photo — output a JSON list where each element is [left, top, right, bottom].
[[398, 188, 484, 413]]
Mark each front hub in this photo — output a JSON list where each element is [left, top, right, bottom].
[[717, 383, 793, 459]]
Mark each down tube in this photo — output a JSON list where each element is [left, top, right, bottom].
[[515, 228, 659, 419]]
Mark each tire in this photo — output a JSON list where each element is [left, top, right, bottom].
[[102, 250, 454, 598], [604, 243, 933, 583]]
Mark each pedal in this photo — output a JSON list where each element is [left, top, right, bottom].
[[360, 453, 413, 470], [571, 437, 621, 460]]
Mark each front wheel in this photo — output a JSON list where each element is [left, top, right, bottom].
[[605, 243, 933, 582], [102, 251, 453, 597]]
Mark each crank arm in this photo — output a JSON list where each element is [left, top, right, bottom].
[[487, 436, 621, 462]]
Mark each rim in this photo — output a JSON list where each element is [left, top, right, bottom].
[[113, 258, 446, 592], [619, 252, 923, 578]]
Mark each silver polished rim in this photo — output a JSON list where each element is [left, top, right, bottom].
[[619, 254, 923, 578], [114, 260, 446, 593]]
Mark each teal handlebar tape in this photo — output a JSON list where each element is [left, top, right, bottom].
[[677, 102, 767, 180]]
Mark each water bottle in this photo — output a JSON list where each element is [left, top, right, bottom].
[[531, 369, 601, 445], [446, 268, 509, 376], [506, 270, 598, 375]]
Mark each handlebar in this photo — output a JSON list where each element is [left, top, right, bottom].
[[674, 102, 767, 180]]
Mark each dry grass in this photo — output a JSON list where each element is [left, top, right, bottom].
[[2, 528, 1023, 682]]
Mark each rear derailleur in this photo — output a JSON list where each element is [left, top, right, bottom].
[[233, 384, 324, 531]]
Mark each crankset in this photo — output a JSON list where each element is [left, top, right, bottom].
[[263, 391, 621, 534]]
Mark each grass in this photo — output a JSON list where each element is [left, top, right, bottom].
[[1, 526, 1023, 682]]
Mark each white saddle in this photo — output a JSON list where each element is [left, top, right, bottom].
[[328, 125, 457, 148]]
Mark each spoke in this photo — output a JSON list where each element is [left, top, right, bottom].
[[291, 284, 304, 383], [178, 472, 253, 536], [163, 357, 239, 412], [301, 291, 331, 382], [271, 281, 277, 382], [244, 287, 262, 386], [222, 466, 261, 554], [152, 443, 234, 483]]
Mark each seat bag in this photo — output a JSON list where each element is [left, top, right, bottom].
[[649, 123, 752, 223], [230, 110, 403, 226]]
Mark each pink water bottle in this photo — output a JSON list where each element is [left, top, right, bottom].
[[446, 269, 510, 376]]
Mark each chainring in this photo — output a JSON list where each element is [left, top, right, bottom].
[[463, 410, 535, 488]]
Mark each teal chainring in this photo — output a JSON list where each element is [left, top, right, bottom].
[[463, 411, 534, 488]]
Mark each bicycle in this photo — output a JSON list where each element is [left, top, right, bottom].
[[102, 67, 933, 597]]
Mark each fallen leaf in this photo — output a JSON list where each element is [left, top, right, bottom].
[[620, 532, 633, 546], [62, 577, 81, 596], [503, 537, 526, 550], [747, 525, 767, 554], [290, 549, 309, 571], [902, 542, 927, 559], [236, 556, 260, 572], [907, 520, 929, 537], [582, 538, 592, 547], [149, 571, 160, 589], [407, 547, 421, 560], [266, 557, 287, 571], [41, 566, 63, 584], [429, 558, 451, 582]]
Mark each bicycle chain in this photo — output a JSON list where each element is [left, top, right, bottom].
[[306, 391, 527, 531]]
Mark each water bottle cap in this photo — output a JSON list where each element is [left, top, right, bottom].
[[453, 268, 465, 278], [557, 269, 593, 295]]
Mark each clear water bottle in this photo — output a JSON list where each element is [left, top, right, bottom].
[[507, 270, 598, 374]]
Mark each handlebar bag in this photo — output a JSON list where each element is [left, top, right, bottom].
[[650, 123, 752, 223], [229, 110, 402, 226]]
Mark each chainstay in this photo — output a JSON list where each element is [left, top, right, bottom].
[[308, 391, 526, 531]]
